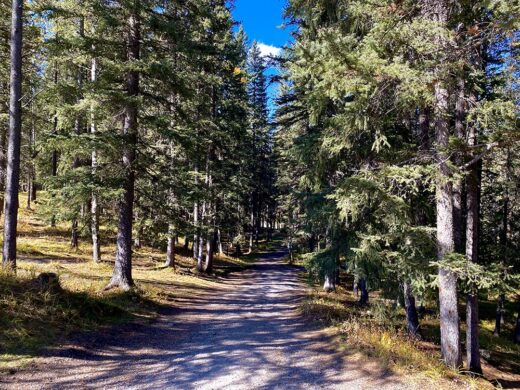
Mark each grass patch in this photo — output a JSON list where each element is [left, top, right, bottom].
[[0, 268, 155, 372], [0, 192, 264, 372], [301, 285, 505, 389]]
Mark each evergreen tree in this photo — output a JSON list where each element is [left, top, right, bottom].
[[246, 41, 273, 252], [3, 0, 23, 268], [280, 0, 520, 371]]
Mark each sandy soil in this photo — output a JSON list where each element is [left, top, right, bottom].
[[2, 249, 449, 389]]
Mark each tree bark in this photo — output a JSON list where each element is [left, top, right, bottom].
[[248, 208, 254, 254], [193, 161, 199, 259], [435, 73, 462, 369], [70, 14, 84, 249], [2, 0, 24, 269], [26, 175, 31, 209], [30, 179, 36, 201], [0, 123, 6, 217], [494, 294, 504, 337], [27, 104, 36, 210], [50, 65, 58, 227], [197, 235, 204, 272], [323, 273, 335, 293], [359, 278, 369, 305], [217, 229, 223, 255], [495, 151, 510, 336], [514, 303, 520, 344], [90, 53, 101, 263], [107, 7, 140, 291], [165, 223, 175, 268], [453, 79, 465, 254], [430, 0, 461, 367], [71, 219, 79, 248], [204, 230, 216, 274], [403, 281, 422, 339], [435, 109, 462, 368], [465, 124, 482, 374]]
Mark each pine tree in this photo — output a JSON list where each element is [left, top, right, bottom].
[[281, 0, 519, 371], [3, 0, 24, 268], [246, 41, 272, 252]]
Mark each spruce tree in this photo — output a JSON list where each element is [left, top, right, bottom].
[[3, 0, 23, 268]]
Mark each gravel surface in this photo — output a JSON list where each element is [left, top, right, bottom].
[[2, 249, 435, 389]]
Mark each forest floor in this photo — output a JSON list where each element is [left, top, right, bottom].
[[0, 199, 250, 373], [2, 246, 468, 390], [301, 277, 520, 389], [0, 198, 517, 389]]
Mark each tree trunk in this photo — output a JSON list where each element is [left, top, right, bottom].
[[193, 199, 199, 259], [465, 124, 482, 373], [165, 223, 175, 268], [435, 107, 462, 368], [26, 175, 31, 209], [217, 229, 223, 255], [91, 189, 101, 262], [434, 51, 461, 372], [514, 304, 520, 344], [403, 281, 422, 339], [71, 219, 79, 248], [453, 78, 465, 254], [0, 124, 6, 217], [27, 101, 36, 209], [323, 273, 335, 293], [494, 294, 504, 337], [107, 8, 140, 291], [50, 67, 58, 227], [204, 230, 216, 274], [30, 180, 36, 201], [2, 0, 23, 269], [90, 54, 101, 263], [248, 209, 254, 254], [495, 151, 510, 337], [71, 15, 84, 249], [359, 278, 369, 305], [197, 236, 204, 272], [425, 0, 461, 368]]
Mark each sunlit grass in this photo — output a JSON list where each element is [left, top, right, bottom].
[[0, 192, 257, 372], [301, 285, 497, 389]]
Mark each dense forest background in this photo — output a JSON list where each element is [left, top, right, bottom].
[[0, 0, 519, 382]]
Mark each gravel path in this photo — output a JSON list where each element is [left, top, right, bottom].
[[2, 249, 428, 389]]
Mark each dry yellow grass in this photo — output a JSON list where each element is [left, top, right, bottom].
[[0, 193, 248, 372], [301, 286, 497, 389]]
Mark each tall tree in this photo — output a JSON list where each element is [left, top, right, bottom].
[[107, 3, 140, 290], [2, 0, 23, 268], [430, 0, 462, 368], [246, 41, 271, 252]]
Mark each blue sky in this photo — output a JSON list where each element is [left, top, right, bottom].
[[232, 0, 292, 113], [232, 0, 292, 51]]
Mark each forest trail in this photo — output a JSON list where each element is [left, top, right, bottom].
[[4, 249, 426, 390]]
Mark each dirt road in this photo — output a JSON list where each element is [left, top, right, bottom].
[[2, 249, 425, 389]]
